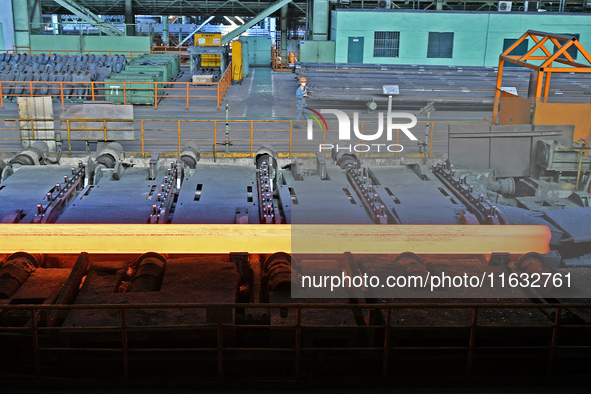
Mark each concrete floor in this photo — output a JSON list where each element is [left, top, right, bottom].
[[0, 66, 492, 157], [0, 66, 492, 121]]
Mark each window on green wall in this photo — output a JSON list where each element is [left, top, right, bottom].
[[374, 31, 400, 58], [502, 38, 529, 68], [427, 32, 454, 58]]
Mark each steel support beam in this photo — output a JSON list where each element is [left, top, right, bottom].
[[280, 4, 288, 50], [52, 0, 123, 36], [162, 15, 169, 46], [124, 0, 134, 36], [176, 15, 215, 47], [221, 0, 293, 45]]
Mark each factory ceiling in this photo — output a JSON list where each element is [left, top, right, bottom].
[[40, 0, 308, 17], [39, 1, 591, 17]]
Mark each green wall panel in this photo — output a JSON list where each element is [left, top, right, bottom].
[[332, 10, 591, 67], [29, 35, 151, 54], [312, 0, 329, 40], [300, 40, 335, 63], [240, 36, 272, 67]]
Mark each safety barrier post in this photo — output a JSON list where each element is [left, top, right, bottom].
[[429, 122, 434, 155], [0, 82, 3, 108], [214, 121, 218, 155], [123, 83, 127, 105], [91, 81, 95, 101], [121, 309, 129, 379], [141, 120, 145, 156], [217, 80, 221, 109], [103, 120, 107, 141], [295, 307, 301, 377], [30, 309, 40, 376], [289, 122, 292, 156], [382, 307, 391, 377], [178, 120, 182, 155], [29, 81, 33, 97], [154, 83, 158, 110], [466, 307, 478, 375], [67, 120, 72, 151], [186, 82, 189, 110], [250, 121, 254, 156], [547, 307, 561, 374], [217, 323, 224, 377], [60, 83, 65, 106]]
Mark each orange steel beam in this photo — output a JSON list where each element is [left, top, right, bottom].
[[544, 67, 591, 73], [0, 224, 551, 255], [520, 35, 551, 62], [499, 57, 541, 70], [494, 30, 591, 122], [549, 37, 576, 63], [529, 34, 553, 57], [541, 41, 576, 68]]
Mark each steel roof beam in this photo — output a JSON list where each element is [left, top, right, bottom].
[[221, 0, 293, 45], [176, 15, 215, 47], [52, 0, 123, 36]]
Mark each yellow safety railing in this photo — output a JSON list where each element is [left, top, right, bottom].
[[0, 72, 231, 110], [0, 118, 487, 158], [272, 48, 299, 71], [150, 46, 190, 65], [2, 48, 189, 61]]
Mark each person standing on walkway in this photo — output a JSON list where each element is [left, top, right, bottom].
[[294, 77, 309, 128]]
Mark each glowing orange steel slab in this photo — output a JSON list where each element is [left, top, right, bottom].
[[0, 224, 550, 255], [293, 225, 551, 255]]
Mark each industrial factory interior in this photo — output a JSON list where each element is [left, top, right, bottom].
[[1, 0, 591, 391]]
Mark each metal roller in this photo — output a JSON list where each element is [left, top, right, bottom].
[[254, 145, 278, 169], [0, 253, 39, 299], [95, 142, 125, 168], [394, 252, 429, 281], [127, 253, 166, 292], [261, 252, 294, 303], [180, 144, 200, 169], [11, 141, 49, 166]]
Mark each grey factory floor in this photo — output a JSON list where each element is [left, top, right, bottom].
[[0, 65, 492, 157], [0, 65, 491, 122]]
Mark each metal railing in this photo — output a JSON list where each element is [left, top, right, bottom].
[[3, 48, 150, 60], [0, 65, 231, 110], [272, 49, 298, 72], [150, 46, 190, 65], [0, 302, 588, 379], [0, 119, 485, 157]]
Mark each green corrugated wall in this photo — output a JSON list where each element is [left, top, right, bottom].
[[29, 35, 151, 54], [331, 10, 591, 66]]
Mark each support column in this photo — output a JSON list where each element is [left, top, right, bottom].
[[28, 0, 43, 34], [280, 5, 288, 50], [125, 0, 134, 36], [51, 15, 59, 35], [312, 0, 328, 40], [162, 16, 169, 46], [436, 0, 443, 10], [1, 0, 16, 50], [12, 0, 32, 49]]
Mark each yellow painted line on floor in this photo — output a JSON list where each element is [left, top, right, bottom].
[[0, 224, 550, 255]]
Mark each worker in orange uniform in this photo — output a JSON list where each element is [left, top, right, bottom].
[[294, 77, 309, 128]]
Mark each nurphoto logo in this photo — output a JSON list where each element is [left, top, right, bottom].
[[304, 108, 419, 153]]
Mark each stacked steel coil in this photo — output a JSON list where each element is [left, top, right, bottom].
[[0, 53, 126, 100]]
